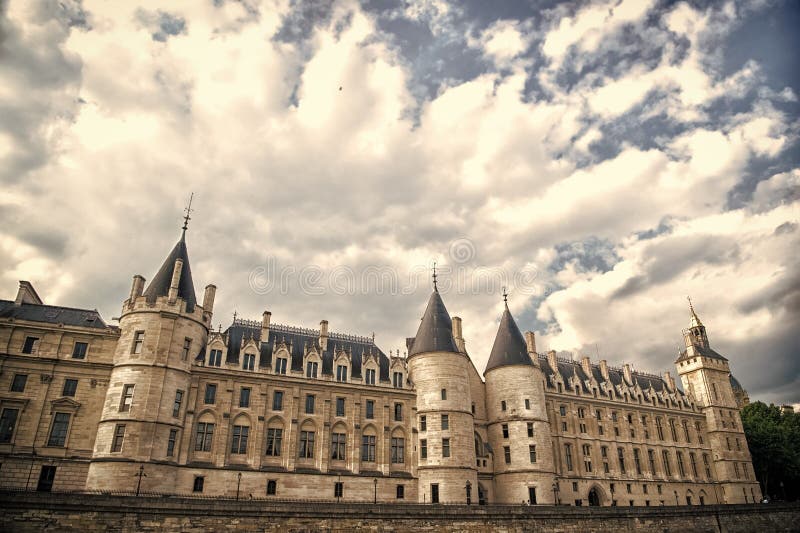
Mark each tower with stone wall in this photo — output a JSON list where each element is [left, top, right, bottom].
[[484, 296, 555, 504], [86, 221, 215, 492], [407, 281, 478, 504]]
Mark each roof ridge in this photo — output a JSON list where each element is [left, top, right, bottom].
[[0, 299, 104, 316]]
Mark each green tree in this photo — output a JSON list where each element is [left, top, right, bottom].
[[741, 401, 800, 501]]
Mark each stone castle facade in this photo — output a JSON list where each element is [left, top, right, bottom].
[[0, 225, 761, 506]]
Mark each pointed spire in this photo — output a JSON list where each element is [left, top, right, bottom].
[[688, 296, 703, 328], [484, 293, 532, 373], [408, 289, 458, 356]]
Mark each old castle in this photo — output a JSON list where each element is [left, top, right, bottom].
[[0, 218, 760, 506]]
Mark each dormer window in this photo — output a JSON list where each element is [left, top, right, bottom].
[[393, 372, 403, 389], [336, 365, 348, 382], [209, 349, 222, 367], [365, 368, 376, 385], [275, 357, 287, 375], [306, 361, 318, 378], [243, 353, 255, 371]]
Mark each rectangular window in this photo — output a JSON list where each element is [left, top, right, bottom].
[[662, 450, 672, 476], [669, 419, 677, 441], [441, 389, 447, 400], [334, 482, 344, 498], [306, 361, 318, 378], [193, 476, 204, 492], [272, 390, 284, 411], [47, 412, 70, 447], [431, 484, 439, 504], [195, 422, 214, 452], [62, 379, 78, 397], [203, 383, 216, 405], [336, 365, 348, 382], [331, 432, 346, 460], [612, 411, 618, 422], [305, 395, 315, 414], [703, 453, 711, 477], [394, 403, 403, 422], [167, 429, 178, 457], [366, 400, 374, 419], [120, 384, 135, 411], [243, 353, 255, 370], [132, 331, 144, 354], [525, 398, 531, 409], [182, 337, 192, 361], [529, 444, 537, 463], [441, 414, 449, 430], [265, 428, 283, 456], [559, 405, 566, 416], [634, 448, 642, 475], [690, 452, 698, 477], [677, 451, 686, 477], [111, 424, 126, 452], [682, 420, 691, 443], [72, 342, 88, 359], [393, 371, 403, 388], [239, 387, 251, 408], [365, 368, 376, 385], [583, 444, 592, 472], [275, 357, 287, 374], [443, 438, 451, 458], [504, 446, 511, 464], [648, 449, 657, 475], [561, 421, 567, 432], [565, 444, 573, 471], [0, 408, 20, 443], [209, 349, 222, 367], [420, 439, 427, 459], [617, 448, 626, 474], [336, 397, 345, 417], [420, 415, 427, 432], [299, 431, 315, 458], [362, 435, 376, 462], [580, 423, 587, 433], [501, 400, 507, 411], [267, 480, 277, 495], [396, 485, 405, 499], [391, 437, 405, 463], [599, 425, 604, 435], [10, 374, 27, 392], [22, 336, 40, 354], [173, 390, 184, 417], [502, 423, 509, 438]]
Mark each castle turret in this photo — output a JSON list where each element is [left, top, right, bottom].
[[407, 274, 477, 503], [87, 203, 214, 493], [484, 293, 555, 504], [675, 298, 761, 504]]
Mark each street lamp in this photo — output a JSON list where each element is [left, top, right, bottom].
[[373, 478, 378, 504], [135, 465, 147, 496], [465, 481, 472, 505], [236, 472, 242, 501], [674, 490, 679, 506]]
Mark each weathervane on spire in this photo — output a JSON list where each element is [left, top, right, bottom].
[[182, 192, 194, 234], [502, 286, 508, 305], [687, 295, 694, 311], [432, 261, 438, 290]]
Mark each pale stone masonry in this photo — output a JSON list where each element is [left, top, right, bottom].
[[0, 227, 761, 505]]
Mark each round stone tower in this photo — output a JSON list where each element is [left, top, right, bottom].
[[86, 222, 215, 492], [408, 283, 477, 504], [484, 296, 555, 504]]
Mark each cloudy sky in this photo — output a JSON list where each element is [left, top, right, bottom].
[[2, 0, 798, 404]]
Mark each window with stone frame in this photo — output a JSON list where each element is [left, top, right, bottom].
[[391, 437, 405, 463], [266, 427, 283, 456], [0, 408, 19, 443], [361, 434, 376, 461], [299, 430, 315, 458], [231, 425, 249, 454], [111, 424, 125, 452], [119, 384, 135, 411], [331, 432, 346, 460], [195, 422, 214, 452], [47, 412, 71, 447]]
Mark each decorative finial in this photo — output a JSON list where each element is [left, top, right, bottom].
[[432, 261, 438, 291], [687, 295, 693, 311], [182, 192, 194, 236], [502, 286, 508, 306], [232, 309, 238, 323]]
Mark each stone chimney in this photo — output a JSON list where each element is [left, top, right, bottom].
[[663, 371, 675, 392], [525, 331, 539, 367], [15, 281, 43, 306], [581, 356, 592, 377], [129, 275, 145, 303], [452, 316, 465, 352], [167, 259, 183, 303], [319, 319, 329, 351], [623, 363, 633, 385], [261, 311, 271, 343], [599, 359, 609, 380], [202, 284, 216, 314], [547, 350, 558, 373]]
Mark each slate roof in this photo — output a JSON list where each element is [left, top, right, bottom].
[[484, 305, 533, 373], [408, 290, 458, 356], [0, 300, 108, 329], [676, 344, 728, 363], [218, 321, 391, 382], [730, 375, 743, 391], [142, 232, 197, 312]]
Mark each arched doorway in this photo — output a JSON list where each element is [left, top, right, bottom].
[[588, 487, 601, 506]]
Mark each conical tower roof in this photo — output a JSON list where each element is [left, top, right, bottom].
[[484, 302, 532, 373], [142, 232, 197, 312], [409, 289, 458, 356]]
